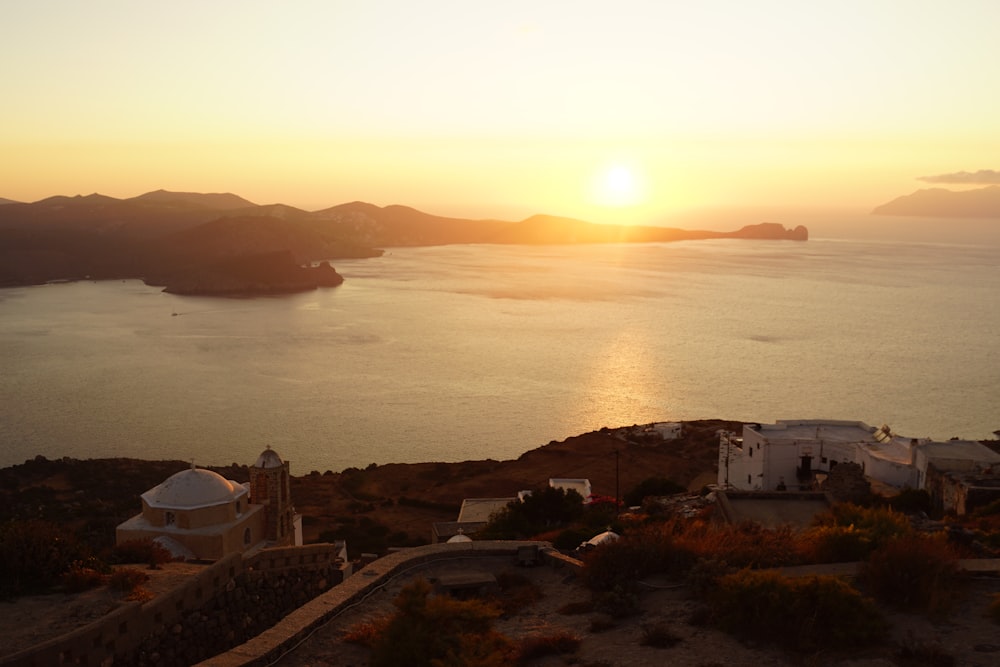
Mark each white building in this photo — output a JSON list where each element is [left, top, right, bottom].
[[549, 478, 592, 502], [718, 419, 1000, 494]]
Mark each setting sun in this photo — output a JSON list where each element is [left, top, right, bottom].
[[592, 163, 647, 209]]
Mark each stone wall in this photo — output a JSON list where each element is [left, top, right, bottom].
[[0, 543, 348, 667], [197, 540, 559, 667]]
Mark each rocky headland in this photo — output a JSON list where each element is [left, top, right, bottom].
[[0, 190, 808, 291]]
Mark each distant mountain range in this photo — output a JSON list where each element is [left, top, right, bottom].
[[0, 190, 807, 293], [873, 185, 1000, 218]]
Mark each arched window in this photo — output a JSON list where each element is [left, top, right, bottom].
[[165, 511, 175, 526], [243, 528, 251, 545]]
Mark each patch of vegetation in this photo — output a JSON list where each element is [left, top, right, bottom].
[[61, 559, 109, 593], [477, 486, 585, 540], [897, 635, 956, 667], [109, 538, 173, 567], [624, 476, 685, 507], [359, 578, 516, 667], [708, 570, 888, 653], [888, 488, 933, 514], [988, 592, 1000, 625], [859, 534, 959, 614], [489, 570, 543, 616], [797, 524, 874, 563], [593, 583, 641, 618], [317, 515, 424, 558], [588, 615, 616, 633], [811, 503, 912, 550], [640, 621, 681, 648], [557, 599, 595, 615], [0, 519, 91, 598], [581, 522, 689, 591], [517, 632, 581, 661], [397, 496, 461, 513]]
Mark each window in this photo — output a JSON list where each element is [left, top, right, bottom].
[[747, 475, 751, 485], [243, 528, 251, 545], [236, 501, 241, 515], [165, 511, 175, 526]]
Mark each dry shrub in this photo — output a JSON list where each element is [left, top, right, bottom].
[[988, 593, 1000, 625], [368, 579, 514, 667], [124, 586, 154, 603], [490, 570, 542, 616], [797, 524, 873, 563], [684, 558, 733, 597], [588, 615, 616, 633], [109, 538, 173, 567], [898, 633, 956, 666], [593, 583, 641, 618], [108, 567, 150, 593], [61, 561, 107, 593], [812, 503, 911, 548], [343, 617, 389, 646], [709, 570, 888, 652], [581, 521, 692, 591], [674, 520, 799, 569], [557, 599, 594, 615], [859, 534, 959, 614], [517, 631, 580, 661], [639, 621, 680, 648]]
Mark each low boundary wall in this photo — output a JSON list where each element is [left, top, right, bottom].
[[196, 540, 563, 667], [1, 543, 347, 667]]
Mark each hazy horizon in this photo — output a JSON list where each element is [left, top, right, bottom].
[[3, 2, 1000, 228]]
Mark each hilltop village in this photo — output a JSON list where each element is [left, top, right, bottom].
[[2, 419, 1000, 666]]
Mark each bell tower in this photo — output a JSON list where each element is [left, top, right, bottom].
[[249, 446, 295, 546]]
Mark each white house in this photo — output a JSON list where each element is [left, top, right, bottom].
[[549, 478, 592, 502], [717, 419, 999, 494]]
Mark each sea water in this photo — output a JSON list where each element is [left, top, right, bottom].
[[1, 236, 997, 473]]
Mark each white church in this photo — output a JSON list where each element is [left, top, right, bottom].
[[116, 446, 302, 561]]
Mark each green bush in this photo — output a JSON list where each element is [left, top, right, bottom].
[[709, 570, 888, 652], [859, 534, 959, 613]]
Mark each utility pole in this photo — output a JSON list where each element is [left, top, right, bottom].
[[615, 449, 620, 515]]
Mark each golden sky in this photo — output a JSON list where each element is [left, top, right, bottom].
[[2, 1, 999, 224]]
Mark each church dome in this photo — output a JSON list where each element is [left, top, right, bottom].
[[254, 446, 284, 469], [142, 468, 248, 510]]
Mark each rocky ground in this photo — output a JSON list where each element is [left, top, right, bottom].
[[255, 556, 1000, 667]]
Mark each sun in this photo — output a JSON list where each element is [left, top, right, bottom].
[[592, 163, 646, 208]]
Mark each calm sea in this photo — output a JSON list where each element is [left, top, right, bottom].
[[1, 236, 997, 474]]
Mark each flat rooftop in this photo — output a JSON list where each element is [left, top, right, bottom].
[[718, 491, 831, 529]]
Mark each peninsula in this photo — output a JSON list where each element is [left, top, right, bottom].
[[0, 190, 807, 292]]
